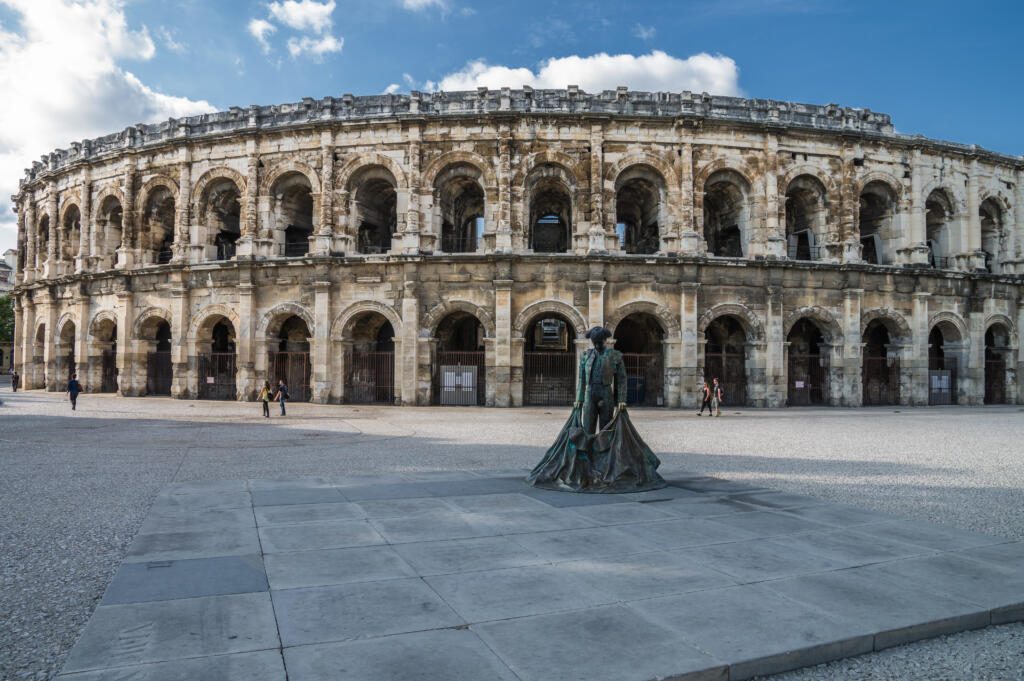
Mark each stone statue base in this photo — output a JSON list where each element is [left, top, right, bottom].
[[527, 406, 667, 493]]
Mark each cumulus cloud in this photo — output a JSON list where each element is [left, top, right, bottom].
[[248, 18, 277, 54], [0, 0, 215, 253], [156, 26, 186, 53], [632, 24, 656, 40], [248, 0, 342, 60], [383, 83, 401, 94], [268, 0, 335, 34], [430, 51, 741, 96], [402, 0, 448, 10]]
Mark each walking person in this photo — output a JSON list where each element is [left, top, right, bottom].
[[696, 380, 713, 416], [711, 377, 724, 417], [273, 378, 289, 416], [66, 373, 83, 411], [258, 380, 272, 418], [11, 370, 19, 392]]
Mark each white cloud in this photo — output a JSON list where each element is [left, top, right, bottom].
[[0, 0, 215, 253], [156, 26, 186, 53], [402, 0, 448, 10], [632, 24, 656, 40], [268, 0, 335, 34], [432, 51, 741, 96], [248, 18, 277, 54], [402, 72, 415, 86], [383, 83, 400, 94], [287, 34, 343, 60]]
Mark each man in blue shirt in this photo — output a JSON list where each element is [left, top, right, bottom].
[[66, 373, 83, 411]]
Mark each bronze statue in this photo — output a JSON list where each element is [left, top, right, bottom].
[[528, 326, 666, 493]]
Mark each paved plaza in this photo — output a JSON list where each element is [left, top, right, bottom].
[[1, 389, 1023, 679]]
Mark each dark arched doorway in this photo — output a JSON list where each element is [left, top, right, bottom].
[[145, 320, 173, 396], [787, 319, 827, 406], [928, 323, 961, 405], [198, 318, 237, 400], [57, 322, 76, 384], [862, 321, 899, 405], [432, 312, 486, 406], [613, 313, 665, 406], [523, 314, 576, 405], [985, 324, 1010, 404], [270, 316, 312, 402], [345, 313, 395, 404], [91, 319, 118, 393], [704, 316, 748, 406]]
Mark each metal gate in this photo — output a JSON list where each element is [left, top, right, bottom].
[[57, 353, 76, 382], [985, 358, 1007, 404], [928, 356, 958, 406], [269, 351, 311, 402], [622, 353, 664, 406], [788, 353, 828, 406], [147, 351, 172, 396], [100, 349, 118, 393], [523, 352, 575, 406], [435, 351, 485, 406], [704, 351, 747, 406], [862, 356, 900, 406], [198, 353, 237, 400], [348, 351, 394, 404]]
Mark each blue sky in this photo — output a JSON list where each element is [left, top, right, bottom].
[[1, 0, 1022, 253]]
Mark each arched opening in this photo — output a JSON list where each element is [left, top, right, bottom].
[[97, 196, 124, 268], [201, 178, 241, 261], [437, 165, 485, 253], [198, 317, 237, 400], [787, 319, 828, 406], [37, 215, 50, 267], [529, 174, 572, 253], [57, 321, 76, 384], [615, 168, 662, 255], [613, 313, 665, 406], [269, 315, 312, 402], [345, 312, 396, 404], [928, 323, 963, 405], [352, 167, 397, 254], [979, 199, 1005, 274], [61, 205, 82, 265], [784, 175, 827, 261], [141, 187, 175, 264], [90, 318, 118, 393], [33, 324, 46, 388], [141, 319, 173, 396], [272, 173, 314, 257], [862, 321, 899, 405], [432, 312, 486, 406], [925, 190, 955, 269], [704, 316, 748, 406], [984, 324, 1010, 404], [858, 181, 896, 265], [703, 170, 748, 257], [523, 313, 576, 405]]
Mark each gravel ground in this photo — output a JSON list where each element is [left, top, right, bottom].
[[0, 387, 1022, 680]]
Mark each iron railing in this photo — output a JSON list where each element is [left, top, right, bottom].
[[348, 351, 395, 404], [434, 351, 485, 406], [198, 353, 237, 400], [269, 351, 311, 402], [147, 351, 172, 395]]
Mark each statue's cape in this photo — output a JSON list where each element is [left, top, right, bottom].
[[527, 406, 666, 493]]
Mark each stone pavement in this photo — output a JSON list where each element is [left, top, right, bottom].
[[55, 470, 1024, 681]]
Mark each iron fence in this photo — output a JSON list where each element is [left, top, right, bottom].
[[147, 351, 172, 395], [198, 353, 237, 400], [862, 356, 900, 405], [434, 351, 485, 406], [348, 351, 395, 404], [523, 352, 575, 406], [269, 351, 311, 402], [622, 353, 663, 406]]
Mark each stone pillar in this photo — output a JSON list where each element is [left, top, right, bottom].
[[1012, 168, 1024, 272], [12, 300, 23, 377], [42, 293, 57, 391], [401, 135, 422, 254], [587, 279, 605, 329], [77, 171, 92, 272], [237, 143, 261, 258], [399, 279, 419, 405], [312, 281, 331, 402], [24, 199, 36, 282], [494, 129, 513, 253], [45, 183, 58, 278], [960, 159, 984, 271], [1017, 300, 1024, 405], [19, 297, 33, 386], [170, 284, 190, 398], [678, 143, 701, 255], [115, 291, 134, 395], [839, 145, 860, 263], [75, 297, 89, 390], [762, 135, 785, 258], [679, 283, 700, 408], [117, 166, 136, 269], [493, 279, 513, 406], [587, 124, 609, 254], [15, 202, 26, 283], [313, 137, 335, 255], [173, 151, 192, 263], [764, 287, 786, 406], [906, 292, 930, 406], [841, 289, 863, 406], [903, 149, 930, 265], [236, 276, 256, 400], [967, 308, 986, 405]]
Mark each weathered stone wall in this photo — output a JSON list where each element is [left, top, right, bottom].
[[9, 89, 1023, 407]]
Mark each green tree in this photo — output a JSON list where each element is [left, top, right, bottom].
[[0, 295, 13, 343]]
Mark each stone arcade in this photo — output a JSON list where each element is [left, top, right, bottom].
[[8, 88, 1024, 407]]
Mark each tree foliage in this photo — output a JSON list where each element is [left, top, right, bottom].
[[0, 295, 13, 343]]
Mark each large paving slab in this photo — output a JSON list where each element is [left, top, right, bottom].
[[56, 470, 1024, 681]]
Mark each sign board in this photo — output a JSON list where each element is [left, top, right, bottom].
[[206, 376, 216, 384], [795, 380, 805, 388]]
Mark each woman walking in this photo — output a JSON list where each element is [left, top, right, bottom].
[[258, 380, 272, 418]]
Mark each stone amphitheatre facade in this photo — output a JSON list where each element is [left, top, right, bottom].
[[7, 87, 1024, 408]]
